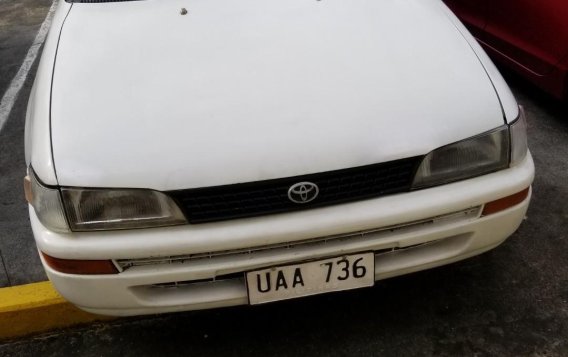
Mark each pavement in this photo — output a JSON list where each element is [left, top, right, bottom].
[[0, 0, 51, 288], [0, 0, 567, 355]]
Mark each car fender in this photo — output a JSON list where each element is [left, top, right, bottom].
[[25, 0, 72, 184], [434, 0, 519, 123]]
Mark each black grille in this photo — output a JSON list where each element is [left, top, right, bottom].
[[168, 157, 423, 224]]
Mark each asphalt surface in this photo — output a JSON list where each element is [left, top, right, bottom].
[[0, 0, 51, 96], [1, 1, 568, 356], [0, 0, 52, 287], [0, 53, 47, 287]]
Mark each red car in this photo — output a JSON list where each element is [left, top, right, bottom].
[[444, 0, 568, 100]]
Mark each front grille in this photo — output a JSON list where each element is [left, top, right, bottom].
[[167, 157, 422, 224]]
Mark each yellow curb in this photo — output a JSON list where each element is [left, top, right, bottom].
[[0, 281, 114, 340]]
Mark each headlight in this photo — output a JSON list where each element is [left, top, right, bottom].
[[412, 126, 510, 189], [25, 169, 187, 232], [412, 106, 529, 189], [61, 188, 187, 231], [24, 171, 69, 233]]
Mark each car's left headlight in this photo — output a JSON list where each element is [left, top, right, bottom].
[[412, 106, 528, 189]]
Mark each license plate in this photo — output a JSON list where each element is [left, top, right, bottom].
[[246, 252, 375, 305]]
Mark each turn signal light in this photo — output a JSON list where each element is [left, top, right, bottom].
[[41, 252, 119, 275], [24, 175, 32, 204], [482, 188, 530, 216]]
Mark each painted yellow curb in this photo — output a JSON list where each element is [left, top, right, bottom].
[[0, 281, 113, 340]]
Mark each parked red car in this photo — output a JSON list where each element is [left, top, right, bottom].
[[444, 0, 568, 100]]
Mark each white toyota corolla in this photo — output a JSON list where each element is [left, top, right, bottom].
[[25, 0, 534, 316]]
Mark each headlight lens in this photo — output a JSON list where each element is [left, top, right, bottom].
[[25, 171, 69, 233], [61, 188, 187, 231], [412, 126, 510, 189]]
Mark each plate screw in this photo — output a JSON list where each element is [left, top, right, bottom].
[[180, 8, 188, 15]]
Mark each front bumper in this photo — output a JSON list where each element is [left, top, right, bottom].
[[32, 153, 534, 316]]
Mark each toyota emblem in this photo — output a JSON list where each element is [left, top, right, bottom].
[[288, 182, 319, 204]]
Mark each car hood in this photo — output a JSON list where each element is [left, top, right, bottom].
[[51, 0, 505, 190]]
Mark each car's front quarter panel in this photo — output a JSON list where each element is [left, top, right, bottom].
[[25, 0, 72, 185], [434, 0, 520, 123]]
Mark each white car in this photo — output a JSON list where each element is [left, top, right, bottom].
[[25, 0, 534, 316]]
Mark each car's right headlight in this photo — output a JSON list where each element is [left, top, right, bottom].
[[412, 106, 528, 189], [61, 188, 187, 231], [25, 169, 187, 232]]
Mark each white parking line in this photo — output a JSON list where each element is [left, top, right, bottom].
[[0, 0, 58, 134]]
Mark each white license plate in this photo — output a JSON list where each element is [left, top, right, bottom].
[[246, 252, 375, 305]]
